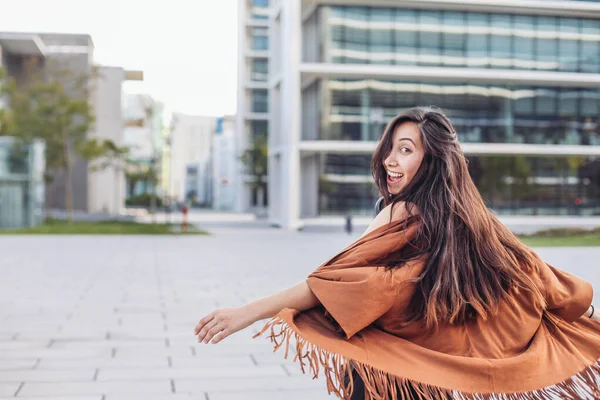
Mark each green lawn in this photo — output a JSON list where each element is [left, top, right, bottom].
[[0, 219, 208, 235], [518, 227, 600, 247]]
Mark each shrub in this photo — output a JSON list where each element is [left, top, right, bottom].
[[125, 193, 163, 208]]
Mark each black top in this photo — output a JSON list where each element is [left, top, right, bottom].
[[374, 197, 385, 216]]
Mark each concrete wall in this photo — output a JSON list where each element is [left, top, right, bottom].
[[169, 113, 217, 201], [212, 115, 237, 211], [300, 153, 320, 218], [44, 50, 94, 212], [88, 66, 126, 214]]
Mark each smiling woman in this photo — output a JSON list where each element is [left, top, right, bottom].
[[194, 107, 600, 400], [378, 122, 425, 197]]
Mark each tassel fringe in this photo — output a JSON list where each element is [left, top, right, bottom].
[[254, 316, 600, 400]]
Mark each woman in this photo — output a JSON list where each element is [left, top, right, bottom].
[[194, 107, 600, 399]]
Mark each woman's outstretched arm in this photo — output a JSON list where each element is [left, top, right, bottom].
[[193, 281, 319, 344]]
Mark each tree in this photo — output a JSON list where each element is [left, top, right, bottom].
[[125, 167, 159, 199], [1, 57, 123, 221], [240, 134, 268, 208], [0, 68, 12, 136]]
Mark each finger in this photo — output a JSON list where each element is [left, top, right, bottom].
[[203, 324, 224, 344], [198, 318, 219, 342], [211, 329, 230, 344], [194, 313, 214, 335]]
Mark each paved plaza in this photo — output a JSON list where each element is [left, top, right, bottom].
[[0, 225, 599, 400]]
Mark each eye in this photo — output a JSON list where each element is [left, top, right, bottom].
[[400, 147, 412, 154]]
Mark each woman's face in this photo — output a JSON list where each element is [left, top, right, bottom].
[[383, 122, 426, 195]]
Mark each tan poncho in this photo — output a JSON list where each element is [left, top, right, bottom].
[[255, 218, 600, 399]]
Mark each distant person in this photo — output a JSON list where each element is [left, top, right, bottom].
[[194, 107, 600, 399]]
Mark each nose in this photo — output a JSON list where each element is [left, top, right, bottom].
[[385, 153, 398, 167]]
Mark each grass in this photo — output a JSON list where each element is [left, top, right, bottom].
[[0, 219, 209, 235], [518, 227, 600, 247]]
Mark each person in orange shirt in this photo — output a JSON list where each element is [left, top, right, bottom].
[[194, 107, 600, 400]]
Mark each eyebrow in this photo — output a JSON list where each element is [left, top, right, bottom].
[[398, 137, 416, 145]]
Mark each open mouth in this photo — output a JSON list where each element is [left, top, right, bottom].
[[386, 170, 403, 184]]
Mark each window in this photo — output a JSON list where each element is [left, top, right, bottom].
[[322, 6, 600, 73], [251, 27, 269, 51], [251, 59, 268, 81], [252, 0, 268, 7], [252, 90, 268, 113], [251, 120, 268, 137]]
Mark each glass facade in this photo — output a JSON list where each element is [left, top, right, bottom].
[[251, 27, 269, 50], [251, 58, 268, 81], [312, 79, 600, 146], [323, 6, 600, 73], [319, 154, 600, 216], [0, 138, 45, 229], [251, 89, 269, 113], [251, 120, 268, 137]]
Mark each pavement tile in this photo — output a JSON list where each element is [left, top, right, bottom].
[[175, 376, 324, 392], [9, 397, 100, 400], [0, 229, 598, 400], [97, 366, 286, 381], [207, 390, 334, 400], [17, 381, 172, 397], [107, 396, 195, 400], [0, 369, 95, 383], [170, 355, 253, 368], [0, 383, 19, 396], [0, 360, 37, 371], [38, 357, 168, 369]]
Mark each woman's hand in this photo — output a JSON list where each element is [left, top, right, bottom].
[[193, 281, 320, 344], [193, 307, 254, 344]]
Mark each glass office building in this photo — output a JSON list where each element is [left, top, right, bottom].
[[248, 1, 600, 228], [0, 137, 45, 229], [303, 4, 600, 219]]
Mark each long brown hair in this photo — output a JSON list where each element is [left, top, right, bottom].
[[371, 106, 544, 327]]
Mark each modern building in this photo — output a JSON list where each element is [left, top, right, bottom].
[[169, 113, 217, 203], [0, 137, 44, 229], [123, 93, 164, 200], [0, 32, 142, 215], [237, 0, 600, 230], [89, 66, 143, 214], [237, 0, 271, 215], [212, 115, 238, 211]]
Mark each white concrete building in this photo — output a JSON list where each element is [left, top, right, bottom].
[[88, 66, 143, 214], [212, 115, 237, 211], [238, 0, 600, 230], [0, 32, 143, 215], [169, 113, 217, 202], [123, 93, 164, 198]]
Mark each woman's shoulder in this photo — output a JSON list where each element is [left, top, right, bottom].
[[378, 200, 419, 222]]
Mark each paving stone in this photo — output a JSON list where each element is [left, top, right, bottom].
[[0, 360, 37, 371], [170, 355, 253, 368], [0, 383, 19, 396], [97, 365, 285, 381], [0, 229, 598, 400], [37, 357, 168, 370], [207, 390, 333, 400], [0, 369, 95, 383], [174, 376, 324, 392], [107, 395, 195, 400], [9, 397, 101, 400], [0, 348, 111, 360], [0, 341, 50, 351], [17, 381, 172, 397], [114, 345, 192, 358]]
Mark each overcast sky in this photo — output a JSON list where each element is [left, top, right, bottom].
[[0, 0, 239, 118]]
